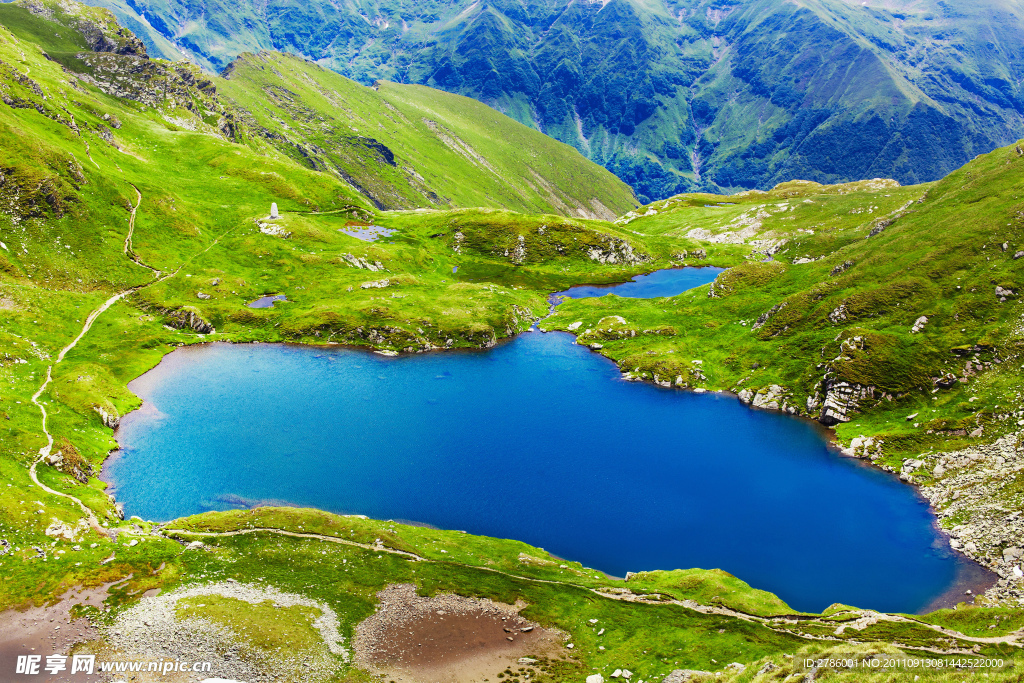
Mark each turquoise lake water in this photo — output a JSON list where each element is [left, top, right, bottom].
[[556, 266, 724, 300], [106, 269, 986, 613]]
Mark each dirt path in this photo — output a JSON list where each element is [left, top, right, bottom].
[[123, 184, 159, 274], [162, 526, 426, 561], [27, 187, 245, 532], [29, 286, 130, 536], [164, 527, 1022, 653]]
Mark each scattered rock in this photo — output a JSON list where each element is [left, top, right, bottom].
[[663, 670, 713, 683], [339, 253, 385, 271], [258, 223, 291, 238], [830, 260, 853, 276], [44, 519, 76, 541], [911, 315, 928, 333], [752, 302, 787, 330]]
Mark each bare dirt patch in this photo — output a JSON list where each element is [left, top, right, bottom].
[[0, 584, 109, 682], [355, 584, 564, 683]]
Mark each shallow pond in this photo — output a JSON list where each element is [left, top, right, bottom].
[[339, 225, 395, 242], [107, 319, 985, 613], [247, 294, 288, 309], [555, 267, 724, 300]]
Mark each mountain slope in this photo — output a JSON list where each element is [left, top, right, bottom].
[[93, 0, 1024, 202], [217, 52, 635, 217], [0, 0, 637, 217]]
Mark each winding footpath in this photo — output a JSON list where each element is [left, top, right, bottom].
[[29, 187, 150, 533], [27, 186, 241, 536], [160, 526, 1024, 654], [122, 185, 159, 274], [30, 288, 134, 535]]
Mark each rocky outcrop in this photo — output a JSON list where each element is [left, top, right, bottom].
[[827, 303, 849, 324], [338, 253, 384, 271], [662, 670, 713, 683], [258, 222, 291, 238], [910, 433, 1024, 603], [504, 304, 538, 336], [163, 307, 214, 334], [359, 278, 390, 289], [586, 235, 648, 265], [508, 235, 527, 264], [830, 260, 853, 276], [46, 449, 93, 483], [582, 316, 637, 340], [752, 302, 787, 330], [18, 0, 147, 56], [73, 54, 221, 117], [672, 248, 707, 261], [736, 384, 799, 415], [818, 380, 874, 425], [93, 404, 119, 429]]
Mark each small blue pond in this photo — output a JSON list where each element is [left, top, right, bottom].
[[556, 267, 723, 300], [247, 295, 288, 309], [107, 268, 985, 613], [339, 225, 395, 242]]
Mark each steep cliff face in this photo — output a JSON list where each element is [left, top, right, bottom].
[[82, 0, 1024, 201]]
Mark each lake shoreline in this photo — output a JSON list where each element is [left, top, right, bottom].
[[96, 269, 1001, 615], [102, 326, 996, 615]]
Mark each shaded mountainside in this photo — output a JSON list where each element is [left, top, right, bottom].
[[73, 0, 1024, 201]]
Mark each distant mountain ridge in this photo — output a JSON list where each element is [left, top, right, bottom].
[[61, 0, 1024, 201]]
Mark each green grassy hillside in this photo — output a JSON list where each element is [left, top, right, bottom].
[[216, 52, 635, 217], [0, 0, 637, 217], [546, 156, 1023, 455], [543, 148, 1024, 598], [73, 0, 1024, 201], [3, 4, 1024, 682]]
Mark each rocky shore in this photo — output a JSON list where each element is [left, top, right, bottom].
[[587, 336, 1024, 607], [913, 433, 1024, 604]]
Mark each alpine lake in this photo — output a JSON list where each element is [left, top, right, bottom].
[[104, 268, 990, 614]]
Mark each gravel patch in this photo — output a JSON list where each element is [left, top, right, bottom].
[[103, 581, 348, 683]]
